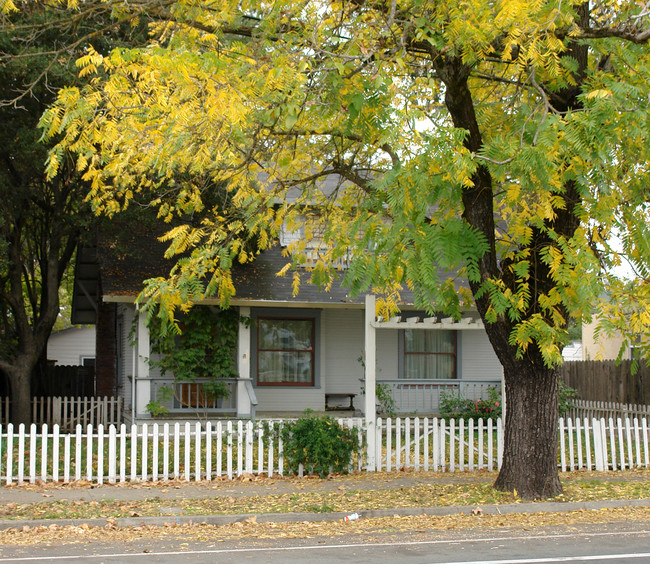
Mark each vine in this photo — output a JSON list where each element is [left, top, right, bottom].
[[147, 307, 244, 415]]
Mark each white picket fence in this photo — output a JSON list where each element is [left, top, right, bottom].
[[0, 416, 649, 485]]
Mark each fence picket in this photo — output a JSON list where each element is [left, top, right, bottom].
[[130, 424, 138, 481], [64, 434, 71, 483], [109, 425, 117, 483], [195, 422, 201, 481], [227, 421, 233, 480], [97, 424, 105, 485], [141, 423, 147, 482], [120, 424, 127, 483], [6, 424, 13, 484], [206, 422, 212, 481], [42, 423, 49, 483], [29, 424, 36, 484], [449, 419, 456, 473], [423, 418, 429, 472], [237, 421, 243, 477], [17, 424, 25, 484], [625, 418, 633, 469], [184, 423, 191, 482], [52, 424, 60, 482], [152, 424, 159, 482], [386, 418, 393, 472]]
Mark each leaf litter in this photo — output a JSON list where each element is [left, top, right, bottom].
[[0, 469, 649, 546]]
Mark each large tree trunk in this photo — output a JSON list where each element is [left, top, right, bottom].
[[494, 359, 561, 499], [7, 360, 33, 427]]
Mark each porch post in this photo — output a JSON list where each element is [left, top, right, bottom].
[[134, 308, 151, 417], [237, 307, 252, 418], [364, 294, 377, 471]]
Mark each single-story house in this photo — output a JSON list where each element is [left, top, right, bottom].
[[71, 217, 503, 424], [47, 326, 96, 367]]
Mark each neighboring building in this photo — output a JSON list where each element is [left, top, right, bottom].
[[46, 326, 96, 367], [561, 341, 583, 362], [582, 319, 631, 361], [71, 215, 503, 424]]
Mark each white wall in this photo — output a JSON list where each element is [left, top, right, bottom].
[[47, 326, 96, 366], [459, 329, 502, 380]]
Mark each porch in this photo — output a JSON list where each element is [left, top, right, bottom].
[[139, 376, 501, 419]]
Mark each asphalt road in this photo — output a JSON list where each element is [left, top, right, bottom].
[[1, 521, 649, 563]]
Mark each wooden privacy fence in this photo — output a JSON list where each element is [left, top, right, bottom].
[[0, 397, 122, 431], [0, 415, 649, 485], [560, 360, 650, 404]]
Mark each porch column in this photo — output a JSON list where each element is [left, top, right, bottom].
[[237, 307, 252, 417], [364, 294, 377, 471], [134, 309, 151, 417]]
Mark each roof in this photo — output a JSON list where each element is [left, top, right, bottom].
[[71, 217, 409, 322]]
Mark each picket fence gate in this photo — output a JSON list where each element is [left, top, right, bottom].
[[0, 415, 649, 485]]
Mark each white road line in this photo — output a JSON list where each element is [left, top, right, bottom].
[[455, 555, 650, 563], [1, 529, 649, 562]]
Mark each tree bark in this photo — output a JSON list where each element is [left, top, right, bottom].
[[494, 357, 562, 498], [5, 360, 33, 427]]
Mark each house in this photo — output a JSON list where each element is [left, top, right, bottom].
[[71, 216, 503, 425], [47, 326, 96, 367], [582, 318, 634, 361]]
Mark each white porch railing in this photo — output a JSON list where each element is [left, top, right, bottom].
[[149, 378, 238, 414], [1, 415, 649, 484], [377, 379, 502, 414]]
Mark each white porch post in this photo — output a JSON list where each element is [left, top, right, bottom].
[[134, 308, 151, 417], [237, 307, 252, 417], [364, 294, 377, 471]]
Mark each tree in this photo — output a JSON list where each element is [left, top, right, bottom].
[[38, 0, 650, 498], [0, 4, 147, 425]]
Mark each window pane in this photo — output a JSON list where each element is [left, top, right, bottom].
[[405, 330, 455, 353], [258, 319, 313, 351], [258, 351, 312, 383], [404, 354, 455, 379]]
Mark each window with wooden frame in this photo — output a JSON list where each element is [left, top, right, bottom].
[[402, 330, 457, 379], [257, 317, 315, 385]]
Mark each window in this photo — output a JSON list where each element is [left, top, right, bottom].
[[402, 330, 456, 379], [257, 318, 315, 385]]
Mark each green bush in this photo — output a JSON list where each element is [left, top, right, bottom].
[[440, 386, 502, 422], [559, 381, 578, 417], [277, 413, 360, 477]]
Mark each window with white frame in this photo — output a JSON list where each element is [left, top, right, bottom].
[[402, 330, 456, 379]]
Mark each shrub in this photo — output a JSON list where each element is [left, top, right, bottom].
[[440, 386, 502, 422], [559, 381, 578, 417], [276, 413, 360, 477]]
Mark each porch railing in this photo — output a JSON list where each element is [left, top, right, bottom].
[[377, 379, 502, 414], [150, 378, 238, 414]]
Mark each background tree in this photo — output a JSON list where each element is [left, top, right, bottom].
[[0, 4, 146, 425], [40, 0, 650, 498]]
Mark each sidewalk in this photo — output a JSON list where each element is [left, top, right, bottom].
[[0, 471, 648, 530]]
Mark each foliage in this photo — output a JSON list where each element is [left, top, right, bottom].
[[148, 308, 242, 415], [33, 0, 650, 496], [558, 382, 579, 417], [271, 412, 360, 478], [360, 382, 396, 418], [440, 387, 502, 422]]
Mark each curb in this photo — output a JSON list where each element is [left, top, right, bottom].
[[0, 499, 648, 531]]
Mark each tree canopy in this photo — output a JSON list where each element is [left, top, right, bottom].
[[0, 2, 148, 424], [32, 0, 650, 497]]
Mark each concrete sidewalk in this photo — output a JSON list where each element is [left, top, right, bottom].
[[0, 471, 648, 530]]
